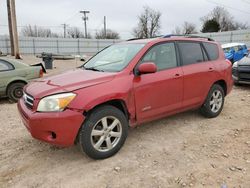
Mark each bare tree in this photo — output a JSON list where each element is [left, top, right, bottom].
[[67, 27, 91, 38], [201, 6, 249, 32], [95, 29, 120, 39], [21, 25, 59, 37], [182, 22, 197, 34], [172, 22, 197, 35], [133, 6, 161, 38]]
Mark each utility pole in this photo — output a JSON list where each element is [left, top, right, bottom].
[[104, 16, 107, 39], [61, 23, 68, 38], [7, 0, 14, 56], [79, 10, 90, 38], [6, 0, 20, 59]]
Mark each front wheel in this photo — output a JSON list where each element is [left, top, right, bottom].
[[200, 84, 225, 118], [78, 105, 128, 159]]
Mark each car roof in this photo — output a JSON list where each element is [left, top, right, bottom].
[[0, 57, 28, 68], [222, 43, 246, 49]]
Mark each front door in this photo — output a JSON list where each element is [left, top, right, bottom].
[[133, 42, 183, 123]]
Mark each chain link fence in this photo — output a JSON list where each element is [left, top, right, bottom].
[[0, 29, 250, 55], [0, 36, 122, 55], [195, 29, 250, 47]]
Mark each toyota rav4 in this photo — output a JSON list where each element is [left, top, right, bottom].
[[18, 35, 233, 159]]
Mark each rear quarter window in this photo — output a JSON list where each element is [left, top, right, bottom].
[[0, 60, 14, 72], [203, 42, 219, 61]]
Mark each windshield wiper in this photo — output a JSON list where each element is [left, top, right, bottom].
[[84, 59, 123, 70], [84, 67, 104, 72]]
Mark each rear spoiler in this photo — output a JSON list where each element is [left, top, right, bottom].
[[31, 63, 46, 73]]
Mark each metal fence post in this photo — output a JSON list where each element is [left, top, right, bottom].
[[5, 37, 9, 54], [56, 39, 59, 54], [230, 32, 233, 43], [97, 40, 100, 52], [32, 38, 36, 55], [78, 39, 80, 54]]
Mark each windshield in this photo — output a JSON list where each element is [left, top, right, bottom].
[[84, 43, 145, 72]]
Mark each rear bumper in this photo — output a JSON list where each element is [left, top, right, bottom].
[[17, 98, 84, 147]]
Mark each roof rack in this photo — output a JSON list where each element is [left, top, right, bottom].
[[126, 38, 143, 41], [126, 35, 163, 41], [162, 34, 214, 41]]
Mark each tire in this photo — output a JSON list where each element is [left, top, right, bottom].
[[200, 84, 225, 118], [79, 105, 128, 159], [7, 82, 26, 102]]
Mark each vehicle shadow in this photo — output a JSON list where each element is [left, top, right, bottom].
[[234, 84, 250, 91], [26, 109, 201, 163], [0, 97, 12, 104]]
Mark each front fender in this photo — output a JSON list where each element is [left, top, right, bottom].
[[6, 77, 28, 88], [68, 76, 136, 121]]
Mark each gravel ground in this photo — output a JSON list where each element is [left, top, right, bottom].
[[0, 56, 250, 188]]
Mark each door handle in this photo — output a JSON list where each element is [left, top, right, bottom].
[[208, 67, 214, 72], [174, 73, 181, 79]]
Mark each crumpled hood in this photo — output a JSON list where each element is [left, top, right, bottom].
[[25, 69, 116, 99]]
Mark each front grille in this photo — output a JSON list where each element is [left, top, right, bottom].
[[239, 73, 250, 80], [23, 92, 34, 109]]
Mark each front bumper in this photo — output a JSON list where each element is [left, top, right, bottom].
[[232, 67, 250, 84], [17, 98, 84, 147]]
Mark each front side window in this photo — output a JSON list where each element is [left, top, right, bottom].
[[0, 60, 13, 72], [178, 42, 204, 65], [141, 43, 177, 71], [84, 43, 145, 72]]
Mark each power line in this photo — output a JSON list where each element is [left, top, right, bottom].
[[206, 0, 250, 15], [61, 23, 69, 38], [64, 12, 80, 23]]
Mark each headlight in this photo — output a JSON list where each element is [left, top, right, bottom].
[[37, 93, 76, 112], [233, 61, 238, 68]]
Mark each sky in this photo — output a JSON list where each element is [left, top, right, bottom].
[[0, 0, 250, 39]]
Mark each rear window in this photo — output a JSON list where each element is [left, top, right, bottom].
[[0, 60, 14, 72], [203, 42, 219, 61], [178, 42, 204, 65]]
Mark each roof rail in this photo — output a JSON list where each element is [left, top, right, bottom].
[[126, 38, 143, 41], [127, 35, 163, 41], [163, 34, 214, 41]]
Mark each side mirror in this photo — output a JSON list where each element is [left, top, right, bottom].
[[138, 62, 157, 75]]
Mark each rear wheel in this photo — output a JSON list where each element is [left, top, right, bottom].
[[7, 82, 26, 102], [79, 105, 128, 159], [200, 84, 225, 118]]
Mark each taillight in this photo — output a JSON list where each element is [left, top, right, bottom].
[[39, 69, 43, 77]]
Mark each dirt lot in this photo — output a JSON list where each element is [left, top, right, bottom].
[[0, 56, 250, 188]]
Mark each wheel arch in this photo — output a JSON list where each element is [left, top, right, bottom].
[[84, 99, 130, 120], [6, 79, 27, 95], [213, 79, 227, 96]]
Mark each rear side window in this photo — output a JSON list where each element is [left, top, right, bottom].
[[203, 42, 219, 61], [178, 42, 204, 65], [0, 60, 14, 72]]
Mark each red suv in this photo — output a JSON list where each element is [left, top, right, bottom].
[[18, 36, 233, 159]]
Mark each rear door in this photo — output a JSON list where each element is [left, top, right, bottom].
[[133, 42, 183, 123], [177, 41, 216, 108]]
